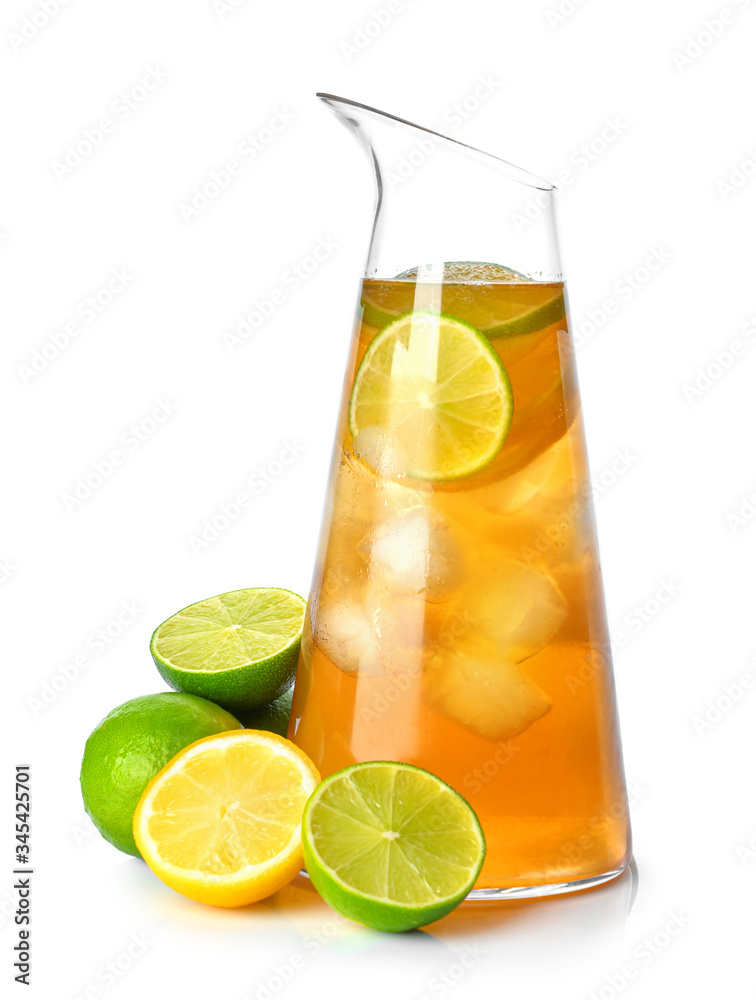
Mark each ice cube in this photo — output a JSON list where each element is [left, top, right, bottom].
[[313, 597, 383, 675], [329, 450, 379, 528], [424, 645, 552, 742], [351, 426, 409, 479], [317, 453, 383, 593], [361, 506, 464, 604], [485, 437, 566, 515], [451, 561, 567, 662], [312, 590, 424, 677]]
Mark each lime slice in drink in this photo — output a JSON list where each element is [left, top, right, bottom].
[[361, 261, 565, 341], [395, 261, 528, 282], [485, 289, 565, 339], [302, 761, 486, 932], [150, 588, 306, 711], [349, 311, 513, 481]]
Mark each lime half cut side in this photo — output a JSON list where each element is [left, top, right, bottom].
[[150, 588, 306, 711], [302, 761, 486, 932], [349, 311, 513, 481]]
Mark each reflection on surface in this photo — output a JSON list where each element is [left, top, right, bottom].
[[431, 859, 637, 946], [266, 862, 639, 992], [108, 852, 638, 998]]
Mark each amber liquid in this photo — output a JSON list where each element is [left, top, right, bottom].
[[289, 278, 631, 890]]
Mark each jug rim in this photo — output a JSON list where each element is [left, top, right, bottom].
[[316, 92, 555, 193]]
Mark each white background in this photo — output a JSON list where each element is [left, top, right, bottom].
[[3, 0, 755, 997]]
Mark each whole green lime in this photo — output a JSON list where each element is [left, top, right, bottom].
[[80, 692, 241, 856], [235, 687, 293, 737]]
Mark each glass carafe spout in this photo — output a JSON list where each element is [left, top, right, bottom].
[[317, 93, 560, 281]]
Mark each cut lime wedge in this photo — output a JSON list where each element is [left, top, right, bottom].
[[150, 588, 306, 711], [349, 311, 513, 481], [302, 761, 486, 932]]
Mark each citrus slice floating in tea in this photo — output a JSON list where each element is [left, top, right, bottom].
[[302, 761, 486, 932], [349, 311, 513, 481], [133, 730, 320, 907], [361, 261, 565, 339], [396, 261, 529, 282], [150, 588, 306, 711]]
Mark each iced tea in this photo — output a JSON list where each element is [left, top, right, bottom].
[[290, 270, 631, 892]]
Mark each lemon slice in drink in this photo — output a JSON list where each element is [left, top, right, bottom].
[[150, 588, 306, 711], [302, 761, 486, 932], [349, 311, 513, 481]]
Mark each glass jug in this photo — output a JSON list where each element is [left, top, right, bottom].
[[289, 94, 632, 898]]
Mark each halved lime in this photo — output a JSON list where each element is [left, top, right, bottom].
[[349, 311, 513, 481], [150, 588, 306, 711], [302, 761, 486, 932]]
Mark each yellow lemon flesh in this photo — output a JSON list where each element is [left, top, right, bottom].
[[133, 730, 320, 907]]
